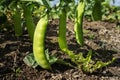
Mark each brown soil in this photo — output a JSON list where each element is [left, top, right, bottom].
[[0, 19, 120, 80]]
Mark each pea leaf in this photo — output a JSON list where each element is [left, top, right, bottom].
[[23, 53, 38, 68], [21, 0, 51, 8], [45, 49, 58, 65]]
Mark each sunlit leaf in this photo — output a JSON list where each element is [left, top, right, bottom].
[[23, 53, 38, 68], [45, 49, 58, 65]]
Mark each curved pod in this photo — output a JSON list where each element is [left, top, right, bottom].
[[58, 11, 68, 50], [74, 1, 85, 46], [33, 15, 50, 69]]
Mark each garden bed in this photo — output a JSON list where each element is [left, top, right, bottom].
[[0, 19, 120, 80]]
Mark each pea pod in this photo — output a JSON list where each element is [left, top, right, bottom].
[[92, 0, 102, 21], [74, 1, 85, 46], [58, 10, 74, 58], [23, 6, 35, 41], [13, 8, 22, 36], [33, 15, 51, 69], [58, 11, 68, 50]]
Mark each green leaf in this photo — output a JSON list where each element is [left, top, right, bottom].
[[23, 53, 38, 68], [45, 49, 58, 65], [21, 0, 51, 8], [45, 49, 74, 67], [86, 0, 90, 3], [23, 49, 58, 68], [81, 50, 116, 73]]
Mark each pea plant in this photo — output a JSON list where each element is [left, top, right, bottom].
[[22, 3, 35, 41], [0, 0, 36, 41], [10, 1, 23, 37], [0, 0, 10, 31], [22, 0, 115, 73]]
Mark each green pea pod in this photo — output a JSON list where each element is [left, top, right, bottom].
[[13, 8, 22, 36], [74, 1, 85, 46], [23, 6, 35, 41], [58, 10, 75, 58], [58, 11, 68, 50], [92, 0, 102, 21], [33, 15, 51, 69]]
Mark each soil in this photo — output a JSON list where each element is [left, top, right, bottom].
[[0, 19, 120, 80]]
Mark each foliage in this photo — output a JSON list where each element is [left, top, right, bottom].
[[22, 3, 35, 41], [73, 50, 115, 73], [22, 0, 116, 73], [102, 1, 120, 22], [1, 0, 116, 73]]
